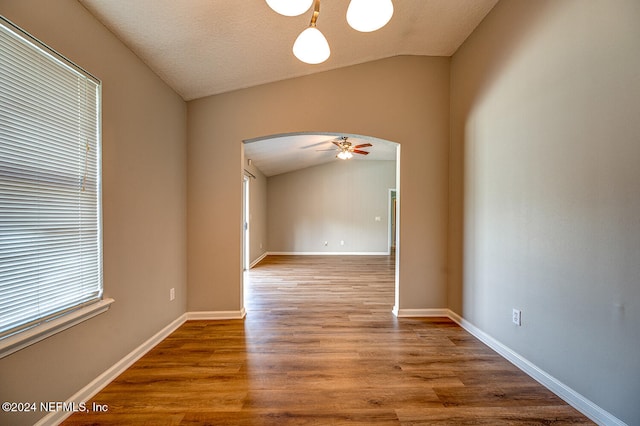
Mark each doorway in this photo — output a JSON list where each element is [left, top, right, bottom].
[[241, 132, 400, 315], [242, 175, 250, 271]]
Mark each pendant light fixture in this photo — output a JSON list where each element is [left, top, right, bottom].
[[292, 0, 330, 64], [346, 0, 394, 33], [265, 0, 313, 17], [266, 0, 393, 65]]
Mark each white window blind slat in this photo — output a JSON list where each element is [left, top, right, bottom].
[[0, 137, 93, 164], [0, 17, 103, 341]]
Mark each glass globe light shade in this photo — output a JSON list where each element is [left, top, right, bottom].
[[293, 27, 330, 64], [346, 0, 394, 32], [266, 0, 313, 17], [337, 151, 353, 160]]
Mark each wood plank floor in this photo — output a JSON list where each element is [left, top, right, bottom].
[[64, 255, 593, 425]]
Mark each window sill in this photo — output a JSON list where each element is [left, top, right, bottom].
[[0, 298, 115, 359]]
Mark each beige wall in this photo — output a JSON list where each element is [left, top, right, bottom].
[[0, 2, 187, 425], [188, 55, 450, 313], [1, 1, 636, 423], [268, 160, 396, 253], [450, 0, 640, 423]]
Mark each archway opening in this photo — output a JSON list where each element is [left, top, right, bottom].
[[240, 131, 401, 315]]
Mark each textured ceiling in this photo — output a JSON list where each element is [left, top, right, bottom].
[[79, 0, 497, 176], [79, 0, 498, 101]]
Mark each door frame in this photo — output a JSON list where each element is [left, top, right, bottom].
[[242, 174, 250, 271], [388, 188, 397, 254]]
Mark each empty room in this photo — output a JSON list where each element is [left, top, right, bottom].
[[0, 1, 638, 425]]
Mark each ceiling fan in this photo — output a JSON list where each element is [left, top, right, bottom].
[[317, 136, 372, 160]]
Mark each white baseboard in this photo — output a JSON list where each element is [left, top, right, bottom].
[[187, 308, 246, 320], [37, 307, 625, 426], [249, 252, 268, 268], [36, 309, 246, 425], [268, 251, 389, 256], [35, 313, 188, 426], [393, 308, 451, 318], [445, 310, 626, 426]]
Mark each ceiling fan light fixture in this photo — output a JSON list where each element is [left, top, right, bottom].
[[293, 27, 330, 64], [266, 0, 313, 17], [337, 150, 353, 160], [346, 0, 394, 32]]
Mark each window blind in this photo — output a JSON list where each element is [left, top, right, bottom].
[[0, 17, 102, 340]]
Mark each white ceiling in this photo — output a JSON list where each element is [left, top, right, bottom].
[[79, 0, 498, 176], [79, 0, 498, 101], [244, 133, 398, 177]]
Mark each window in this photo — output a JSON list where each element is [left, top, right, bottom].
[[0, 17, 109, 357]]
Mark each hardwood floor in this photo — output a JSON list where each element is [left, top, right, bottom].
[[64, 255, 593, 425]]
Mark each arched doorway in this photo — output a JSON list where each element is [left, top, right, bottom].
[[240, 131, 400, 314]]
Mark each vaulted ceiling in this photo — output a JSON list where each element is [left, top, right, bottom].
[[79, 0, 498, 176], [79, 0, 498, 101], [244, 133, 398, 177]]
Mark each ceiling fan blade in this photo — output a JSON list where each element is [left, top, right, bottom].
[[353, 150, 370, 155], [332, 141, 343, 148], [354, 143, 372, 148], [302, 141, 332, 149], [316, 148, 337, 152]]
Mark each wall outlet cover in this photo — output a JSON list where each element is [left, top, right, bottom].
[[512, 308, 521, 326]]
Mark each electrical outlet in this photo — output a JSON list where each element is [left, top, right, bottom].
[[512, 308, 521, 326], [170, 288, 175, 301], [324, 241, 328, 246], [340, 240, 345, 246]]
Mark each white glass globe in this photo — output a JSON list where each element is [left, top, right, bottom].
[[266, 0, 313, 17], [293, 27, 330, 64], [346, 0, 394, 32]]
